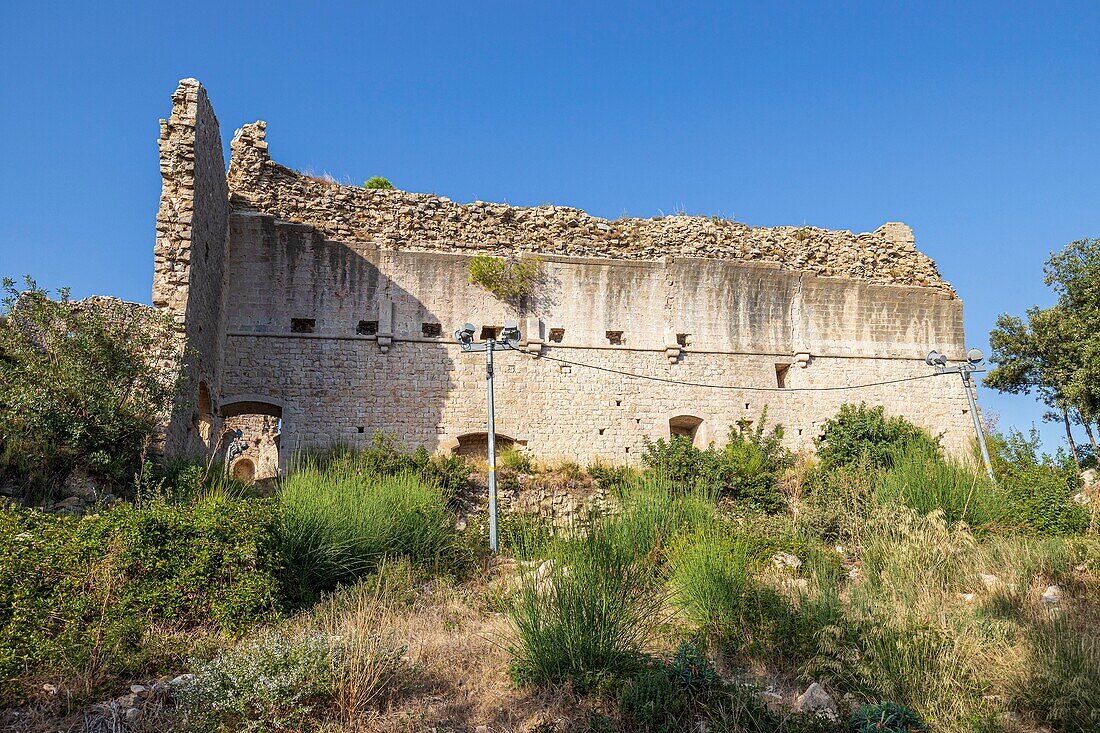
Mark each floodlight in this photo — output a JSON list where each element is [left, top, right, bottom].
[[966, 348, 985, 365], [500, 320, 520, 343], [455, 322, 476, 345], [925, 350, 948, 367]]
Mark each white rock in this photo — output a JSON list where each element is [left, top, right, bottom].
[[1041, 585, 1062, 604], [979, 573, 1000, 589], [124, 707, 141, 722], [957, 592, 976, 603], [795, 682, 837, 719], [130, 684, 148, 696], [168, 673, 195, 687], [772, 552, 802, 571]]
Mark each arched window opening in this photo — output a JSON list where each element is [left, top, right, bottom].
[[231, 457, 256, 484], [195, 380, 214, 446], [453, 432, 518, 459], [669, 415, 704, 445]]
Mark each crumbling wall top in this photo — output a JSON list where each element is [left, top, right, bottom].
[[227, 120, 954, 296]]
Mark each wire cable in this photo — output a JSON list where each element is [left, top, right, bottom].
[[504, 345, 944, 392]]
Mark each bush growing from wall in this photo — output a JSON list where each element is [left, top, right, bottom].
[[362, 176, 394, 189], [467, 255, 540, 301], [0, 277, 179, 496]]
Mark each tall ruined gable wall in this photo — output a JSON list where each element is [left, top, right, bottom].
[[227, 121, 953, 295], [152, 79, 230, 457]]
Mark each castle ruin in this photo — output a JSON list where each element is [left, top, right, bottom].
[[154, 79, 975, 477]]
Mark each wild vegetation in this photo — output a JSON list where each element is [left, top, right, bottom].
[[2, 272, 1099, 732], [467, 254, 541, 301]]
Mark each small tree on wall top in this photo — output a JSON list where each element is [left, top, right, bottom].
[[363, 176, 395, 190], [467, 255, 540, 302]]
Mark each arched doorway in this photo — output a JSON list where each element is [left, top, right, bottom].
[[230, 457, 257, 483], [220, 397, 283, 480], [668, 415, 705, 447], [452, 432, 518, 459]]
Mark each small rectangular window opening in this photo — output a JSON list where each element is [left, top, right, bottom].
[[549, 328, 565, 343], [422, 322, 442, 337], [775, 363, 791, 388], [676, 333, 690, 347], [357, 320, 378, 335], [480, 325, 500, 340], [598, 428, 605, 435], [357, 426, 365, 434], [606, 330, 624, 345], [291, 318, 315, 333]]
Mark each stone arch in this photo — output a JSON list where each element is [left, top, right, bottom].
[[219, 395, 284, 478], [446, 431, 523, 459], [195, 380, 214, 446], [658, 411, 714, 448], [230, 457, 256, 483]]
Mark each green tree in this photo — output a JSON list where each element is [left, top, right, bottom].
[[363, 176, 394, 190], [0, 277, 179, 495]]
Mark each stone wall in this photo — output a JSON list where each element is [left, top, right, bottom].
[[152, 79, 231, 457], [227, 122, 952, 295], [219, 213, 973, 462]]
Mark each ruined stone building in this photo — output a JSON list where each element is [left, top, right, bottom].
[[154, 79, 975, 478]]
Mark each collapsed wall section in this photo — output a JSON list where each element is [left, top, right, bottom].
[[152, 79, 230, 457]]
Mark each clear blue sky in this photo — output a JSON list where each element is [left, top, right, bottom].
[[2, 2, 1098, 452]]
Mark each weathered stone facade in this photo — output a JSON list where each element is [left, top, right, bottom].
[[155, 79, 977, 468]]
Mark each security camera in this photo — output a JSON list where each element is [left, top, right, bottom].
[[966, 347, 985, 365], [925, 350, 948, 367]]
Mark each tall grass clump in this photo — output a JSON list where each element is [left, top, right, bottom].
[[278, 463, 453, 599], [602, 475, 715, 569], [875, 442, 1005, 529], [508, 520, 665, 690], [1013, 621, 1100, 732]]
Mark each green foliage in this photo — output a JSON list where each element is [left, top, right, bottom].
[[1012, 621, 1100, 733], [296, 434, 470, 503], [617, 643, 724, 733], [875, 442, 1005, 529], [0, 498, 282, 704], [850, 702, 928, 733], [985, 427, 1088, 535], [362, 176, 394, 189], [797, 461, 875, 545], [278, 467, 455, 601], [816, 404, 940, 472], [497, 446, 533, 473], [641, 409, 792, 510], [467, 255, 540, 301], [0, 277, 178, 495], [176, 629, 333, 732], [587, 460, 640, 493]]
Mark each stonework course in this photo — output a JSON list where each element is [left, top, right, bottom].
[[154, 79, 977, 468]]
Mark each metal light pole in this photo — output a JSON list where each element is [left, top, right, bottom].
[[926, 347, 995, 481], [456, 320, 521, 552]]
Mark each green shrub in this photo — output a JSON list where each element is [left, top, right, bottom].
[[641, 411, 791, 510], [617, 643, 724, 733], [467, 255, 540, 301], [1001, 463, 1088, 535], [176, 629, 334, 732], [796, 461, 875, 545], [587, 460, 639, 493], [363, 176, 394, 189], [669, 530, 803, 662], [507, 518, 664, 690], [875, 442, 1006, 529], [602, 476, 714, 570], [294, 434, 470, 504], [497, 446, 533, 473], [850, 702, 928, 733], [0, 277, 178, 496], [0, 498, 282, 703], [817, 404, 940, 472], [278, 467, 455, 600]]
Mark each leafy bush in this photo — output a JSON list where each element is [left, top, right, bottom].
[[641, 410, 792, 510], [176, 629, 333, 732], [0, 498, 282, 704], [0, 277, 178, 496], [850, 702, 928, 733], [467, 255, 540, 301], [617, 668, 686, 732], [362, 176, 394, 189], [796, 461, 875, 545], [497, 446, 533, 473], [817, 404, 940, 472]]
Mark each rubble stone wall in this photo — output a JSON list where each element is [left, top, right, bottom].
[[153, 79, 231, 457]]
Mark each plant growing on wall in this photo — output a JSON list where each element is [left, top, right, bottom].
[[363, 176, 395, 190], [468, 255, 540, 302]]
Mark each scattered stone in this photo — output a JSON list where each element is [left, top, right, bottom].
[[979, 573, 1000, 589], [772, 552, 802, 571], [957, 592, 976, 604], [168, 673, 195, 688], [794, 682, 838, 719], [130, 684, 149, 696], [52, 496, 84, 511], [1041, 585, 1062, 605]]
